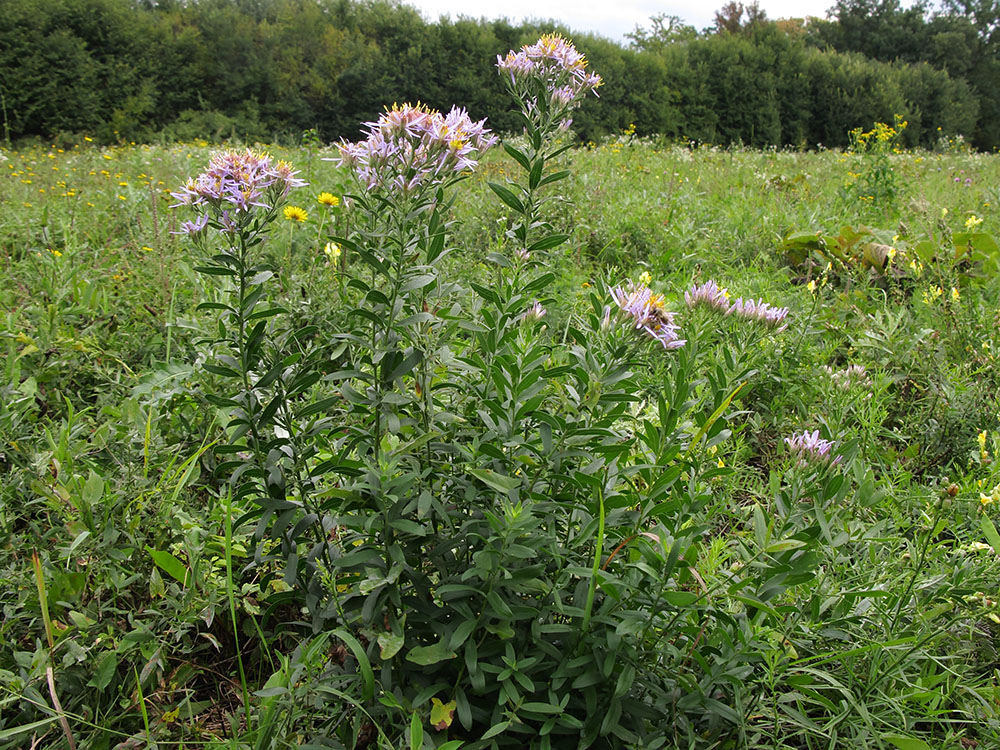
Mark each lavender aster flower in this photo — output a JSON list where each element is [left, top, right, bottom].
[[610, 281, 685, 350], [497, 34, 602, 124], [726, 297, 790, 331], [332, 103, 496, 198], [685, 279, 731, 312], [171, 149, 305, 215], [784, 430, 840, 468], [172, 214, 209, 236]]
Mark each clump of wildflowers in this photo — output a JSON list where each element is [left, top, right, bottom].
[[610, 281, 685, 350], [822, 363, 871, 390], [171, 148, 305, 213], [497, 34, 601, 128], [785, 430, 840, 468], [685, 279, 731, 312], [334, 103, 496, 198], [727, 297, 790, 331]]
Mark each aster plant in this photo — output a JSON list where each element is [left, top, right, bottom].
[[175, 39, 833, 750]]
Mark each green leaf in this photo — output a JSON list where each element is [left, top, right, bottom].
[[406, 642, 458, 666], [527, 234, 570, 252], [145, 546, 189, 586], [468, 468, 520, 494], [503, 143, 531, 171], [410, 710, 423, 750], [662, 591, 698, 606], [981, 516, 1000, 556], [488, 182, 525, 213], [330, 629, 375, 702], [883, 735, 932, 750], [378, 631, 405, 660], [481, 721, 510, 740], [766, 539, 808, 553], [528, 158, 544, 190]]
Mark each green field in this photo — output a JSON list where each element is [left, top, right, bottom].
[[2, 130, 1000, 749]]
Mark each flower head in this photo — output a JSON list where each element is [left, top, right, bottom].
[[283, 205, 308, 223], [685, 279, 731, 312], [171, 149, 305, 213], [172, 214, 209, 236], [785, 430, 840, 468], [317, 192, 340, 207], [333, 103, 496, 198], [726, 296, 789, 331], [497, 34, 602, 120], [324, 241, 342, 261], [522, 300, 547, 323], [610, 281, 685, 350]]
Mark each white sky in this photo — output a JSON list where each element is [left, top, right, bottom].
[[408, 0, 837, 42]]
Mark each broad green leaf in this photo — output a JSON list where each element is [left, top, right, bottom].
[[378, 631, 405, 660], [145, 546, 189, 586], [981, 515, 1000, 556], [406, 642, 457, 666], [410, 710, 423, 750], [468, 468, 520, 494], [883, 735, 932, 750], [488, 182, 525, 213]]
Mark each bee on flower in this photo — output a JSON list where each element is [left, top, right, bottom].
[[610, 281, 685, 350]]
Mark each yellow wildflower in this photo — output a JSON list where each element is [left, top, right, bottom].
[[323, 241, 341, 261], [638, 271, 652, 286], [951, 286, 960, 302], [283, 205, 308, 223], [965, 215, 983, 230], [317, 192, 340, 207]]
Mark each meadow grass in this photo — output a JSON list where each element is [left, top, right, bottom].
[[1, 135, 999, 748]]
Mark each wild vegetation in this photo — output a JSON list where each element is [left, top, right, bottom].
[[2, 30, 1000, 750]]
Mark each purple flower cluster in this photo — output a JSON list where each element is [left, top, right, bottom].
[[726, 297, 790, 331], [334, 103, 496, 197], [784, 430, 840, 468], [497, 34, 602, 114], [171, 149, 306, 215], [610, 282, 685, 350], [684, 279, 731, 312]]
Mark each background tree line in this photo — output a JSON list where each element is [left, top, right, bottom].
[[0, 0, 996, 150]]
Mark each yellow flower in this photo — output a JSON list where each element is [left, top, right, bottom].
[[807, 279, 817, 295], [283, 205, 308, 223], [981, 493, 995, 506], [922, 285, 943, 304], [979, 430, 988, 458], [317, 192, 340, 207], [323, 241, 341, 261], [951, 286, 960, 302], [965, 215, 983, 230], [638, 270, 652, 286]]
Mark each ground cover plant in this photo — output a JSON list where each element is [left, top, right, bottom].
[[2, 34, 1000, 750]]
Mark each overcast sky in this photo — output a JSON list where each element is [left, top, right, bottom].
[[408, 0, 836, 42]]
